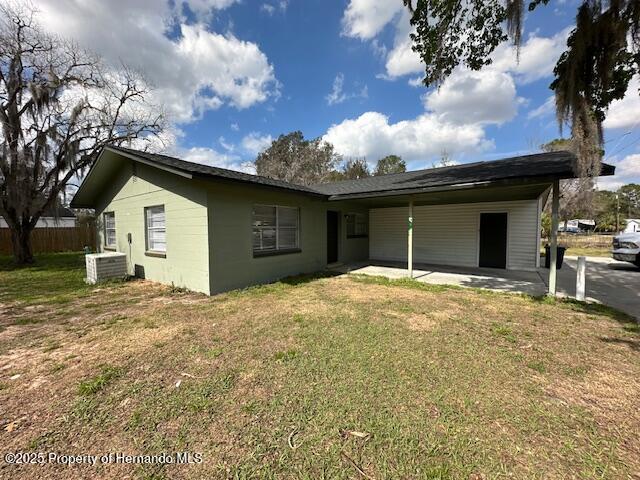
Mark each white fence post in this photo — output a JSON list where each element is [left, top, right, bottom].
[[576, 256, 586, 301], [408, 200, 414, 279]]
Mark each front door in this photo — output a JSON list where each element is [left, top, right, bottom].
[[479, 212, 507, 268], [327, 211, 339, 264]]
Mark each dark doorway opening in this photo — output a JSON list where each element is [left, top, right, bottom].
[[327, 211, 339, 264], [479, 212, 507, 269]]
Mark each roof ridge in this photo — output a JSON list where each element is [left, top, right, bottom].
[[313, 151, 574, 187], [108, 146, 320, 193]]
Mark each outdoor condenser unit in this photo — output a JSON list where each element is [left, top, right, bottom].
[[85, 252, 127, 284]]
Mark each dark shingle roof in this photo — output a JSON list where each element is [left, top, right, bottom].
[[312, 151, 615, 198], [104, 147, 615, 201], [45, 205, 76, 217], [109, 146, 324, 196]]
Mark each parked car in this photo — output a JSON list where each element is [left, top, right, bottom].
[[612, 232, 640, 266]]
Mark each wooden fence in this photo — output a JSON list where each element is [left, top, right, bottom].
[[0, 226, 96, 255], [543, 233, 614, 249]]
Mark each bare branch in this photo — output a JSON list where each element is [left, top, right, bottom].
[[0, 2, 164, 263]]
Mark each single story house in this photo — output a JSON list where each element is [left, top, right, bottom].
[[624, 219, 640, 233], [0, 205, 76, 228], [70, 146, 615, 295]]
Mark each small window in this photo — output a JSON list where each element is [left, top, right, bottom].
[[145, 205, 166, 252], [104, 212, 116, 247], [346, 213, 368, 238], [252, 205, 299, 255]]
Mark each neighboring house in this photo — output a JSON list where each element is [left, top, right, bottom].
[[71, 146, 615, 295], [0, 205, 76, 228], [624, 219, 640, 233]]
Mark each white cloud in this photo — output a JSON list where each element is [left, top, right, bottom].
[[241, 132, 273, 156], [527, 95, 555, 120], [33, 0, 278, 123], [326, 73, 347, 105], [261, 3, 275, 15], [178, 146, 255, 173], [181, 0, 240, 17], [598, 153, 640, 190], [490, 28, 570, 84], [230, 123, 240, 131], [362, 6, 569, 85], [385, 36, 421, 78], [341, 0, 403, 40], [218, 136, 235, 152], [323, 111, 492, 164], [177, 24, 277, 110], [604, 77, 640, 130], [325, 73, 368, 106], [423, 68, 519, 125], [384, 9, 421, 79]]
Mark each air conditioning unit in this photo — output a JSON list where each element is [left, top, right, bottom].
[[85, 252, 127, 284]]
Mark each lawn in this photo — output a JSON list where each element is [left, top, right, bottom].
[[1, 253, 639, 479], [565, 247, 612, 258]]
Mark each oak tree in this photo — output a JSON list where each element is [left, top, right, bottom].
[[0, 4, 164, 263]]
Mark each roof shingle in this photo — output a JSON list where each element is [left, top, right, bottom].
[[312, 151, 614, 198], [102, 147, 614, 201], [109, 146, 324, 196]]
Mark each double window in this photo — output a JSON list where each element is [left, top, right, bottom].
[[346, 213, 368, 238], [145, 205, 166, 252], [252, 205, 299, 255], [103, 212, 116, 248]]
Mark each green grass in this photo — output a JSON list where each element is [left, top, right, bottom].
[[1, 253, 638, 479], [77, 365, 123, 396], [0, 252, 93, 305]]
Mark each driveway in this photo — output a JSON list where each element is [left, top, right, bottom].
[[554, 256, 639, 320]]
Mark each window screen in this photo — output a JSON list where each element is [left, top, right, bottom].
[[253, 205, 299, 254], [145, 205, 166, 252], [346, 213, 367, 237], [104, 212, 116, 247]]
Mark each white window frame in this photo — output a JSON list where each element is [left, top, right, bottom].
[[346, 212, 368, 238], [252, 204, 300, 255], [145, 205, 166, 253], [103, 211, 116, 248]]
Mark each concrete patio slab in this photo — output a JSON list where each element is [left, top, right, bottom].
[[332, 261, 548, 296], [332, 257, 640, 320]]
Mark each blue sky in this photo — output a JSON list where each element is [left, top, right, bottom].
[[34, 0, 640, 189]]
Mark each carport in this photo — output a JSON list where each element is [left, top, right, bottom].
[[316, 152, 616, 296]]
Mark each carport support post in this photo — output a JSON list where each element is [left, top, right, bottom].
[[576, 256, 586, 301], [548, 179, 560, 296], [408, 200, 414, 278]]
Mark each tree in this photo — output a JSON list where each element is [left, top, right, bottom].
[[0, 4, 163, 264], [255, 131, 340, 186], [618, 184, 640, 218], [341, 157, 371, 180], [431, 149, 455, 168], [592, 189, 620, 231], [404, 0, 640, 185], [540, 138, 594, 224], [374, 155, 406, 175]]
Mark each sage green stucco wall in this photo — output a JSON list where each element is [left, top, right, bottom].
[[95, 162, 210, 294], [92, 155, 370, 295], [204, 181, 368, 294]]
